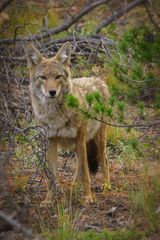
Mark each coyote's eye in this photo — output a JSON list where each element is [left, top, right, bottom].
[[55, 75, 62, 80], [39, 75, 47, 80]]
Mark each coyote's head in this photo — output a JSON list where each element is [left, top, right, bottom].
[[26, 42, 71, 100]]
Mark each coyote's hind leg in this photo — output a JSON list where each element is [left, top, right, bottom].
[[94, 124, 111, 191]]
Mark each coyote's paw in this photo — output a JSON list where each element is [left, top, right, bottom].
[[102, 182, 111, 194], [82, 193, 96, 205], [40, 190, 54, 208]]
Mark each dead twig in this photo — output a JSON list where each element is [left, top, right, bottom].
[[0, 35, 116, 63]]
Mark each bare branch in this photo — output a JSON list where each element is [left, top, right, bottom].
[[95, 0, 145, 34], [0, 0, 109, 45], [0, 211, 32, 237], [0, 35, 116, 63]]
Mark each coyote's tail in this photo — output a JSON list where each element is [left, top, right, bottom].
[[86, 139, 99, 174]]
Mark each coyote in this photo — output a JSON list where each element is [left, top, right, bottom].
[[26, 42, 110, 206]]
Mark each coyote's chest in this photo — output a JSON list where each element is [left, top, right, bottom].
[[32, 96, 100, 144], [32, 99, 81, 139]]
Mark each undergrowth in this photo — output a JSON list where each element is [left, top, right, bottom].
[[37, 202, 145, 240], [65, 26, 160, 235]]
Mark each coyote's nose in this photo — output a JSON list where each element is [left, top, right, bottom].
[[49, 90, 56, 97]]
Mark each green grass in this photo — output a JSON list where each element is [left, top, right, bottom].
[[34, 200, 146, 240], [40, 226, 144, 240], [77, 229, 143, 240], [130, 174, 160, 232]]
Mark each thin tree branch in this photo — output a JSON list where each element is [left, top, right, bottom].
[[0, 0, 13, 13], [0, 211, 32, 237], [0, 0, 109, 45], [95, 0, 145, 34]]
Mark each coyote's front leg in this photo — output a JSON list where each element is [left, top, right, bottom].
[[40, 138, 57, 207], [76, 126, 93, 204]]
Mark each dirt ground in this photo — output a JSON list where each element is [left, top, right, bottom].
[[8, 152, 140, 230]]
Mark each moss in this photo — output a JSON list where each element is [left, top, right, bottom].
[[1, 2, 60, 38]]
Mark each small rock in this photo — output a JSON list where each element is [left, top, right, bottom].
[[155, 206, 160, 214], [106, 206, 117, 216]]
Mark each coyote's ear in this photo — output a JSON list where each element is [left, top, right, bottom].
[[25, 44, 43, 66], [55, 42, 71, 65]]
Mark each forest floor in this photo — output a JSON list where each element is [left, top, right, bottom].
[[3, 121, 159, 240]]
